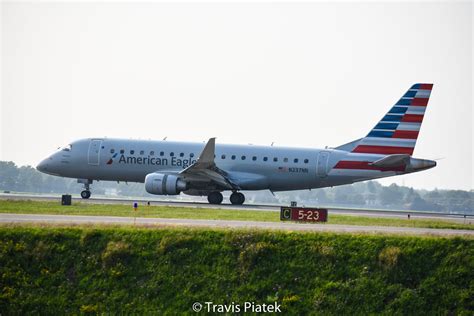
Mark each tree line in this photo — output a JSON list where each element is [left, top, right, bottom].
[[0, 161, 472, 214]]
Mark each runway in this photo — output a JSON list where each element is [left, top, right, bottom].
[[0, 213, 472, 237], [1, 193, 472, 222]]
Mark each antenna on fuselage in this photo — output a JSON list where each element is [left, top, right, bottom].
[[163, 136, 167, 140], [271, 142, 274, 146]]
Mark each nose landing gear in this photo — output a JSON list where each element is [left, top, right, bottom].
[[78, 179, 93, 199], [80, 190, 91, 199]]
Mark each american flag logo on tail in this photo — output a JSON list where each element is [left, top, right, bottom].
[[351, 83, 433, 156]]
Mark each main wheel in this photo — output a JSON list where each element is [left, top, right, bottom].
[[81, 190, 91, 199], [207, 192, 223, 204], [230, 192, 245, 205]]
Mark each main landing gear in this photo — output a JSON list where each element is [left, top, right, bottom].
[[230, 192, 245, 205], [78, 179, 93, 199], [207, 192, 223, 205], [207, 191, 246, 205]]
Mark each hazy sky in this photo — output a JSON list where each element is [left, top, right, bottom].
[[1, 1, 472, 190]]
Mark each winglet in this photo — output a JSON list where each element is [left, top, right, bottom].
[[197, 138, 216, 164], [180, 137, 240, 190]]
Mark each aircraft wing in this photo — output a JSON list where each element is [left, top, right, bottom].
[[179, 138, 240, 190]]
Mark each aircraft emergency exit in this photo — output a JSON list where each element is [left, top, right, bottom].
[[37, 83, 436, 205]]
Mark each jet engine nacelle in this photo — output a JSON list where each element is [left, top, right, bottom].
[[145, 173, 187, 195]]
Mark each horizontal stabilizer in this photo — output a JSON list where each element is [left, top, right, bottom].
[[369, 154, 411, 168]]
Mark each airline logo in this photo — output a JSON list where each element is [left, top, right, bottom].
[[352, 83, 433, 156], [334, 83, 433, 173], [106, 153, 118, 165], [106, 152, 197, 168]]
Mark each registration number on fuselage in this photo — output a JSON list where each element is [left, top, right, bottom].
[[288, 167, 309, 173]]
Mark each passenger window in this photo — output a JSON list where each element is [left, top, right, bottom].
[[120, 149, 125, 154], [190, 153, 194, 158], [130, 150, 135, 155], [283, 158, 288, 163], [170, 152, 174, 157], [231, 155, 236, 160], [304, 159, 309, 164], [221, 154, 226, 159], [241, 156, 246, 160], [252, 156, 257, 161], [110, 149, 115, 154], [160, 151, 164, 156], [273, 157, 278, 162], [180, 153, 184, 157], [150, 151, 155, 156], [140, 150, 144, 155], [294, 158, 299, 163], [263, 157, 268, 162]]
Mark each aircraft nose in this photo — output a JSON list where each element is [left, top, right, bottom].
[[36, 159, 49, 172]]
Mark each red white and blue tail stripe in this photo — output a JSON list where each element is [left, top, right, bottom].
[[351, 83, 433, 156]]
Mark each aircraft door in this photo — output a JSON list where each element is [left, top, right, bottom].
[[88, 139, 103, 165], [317, 151, 330, 178]]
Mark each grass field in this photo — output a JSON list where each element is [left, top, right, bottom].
[[0, 225, 472, 314], [0, 199, 472, 231]]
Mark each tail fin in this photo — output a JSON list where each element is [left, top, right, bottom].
[[350, 83, 433, 155]]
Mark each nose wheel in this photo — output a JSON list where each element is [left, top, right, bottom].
[[81, 190, 91, 199], [230, 192, 245, 205], [78, 179, 93, 199]]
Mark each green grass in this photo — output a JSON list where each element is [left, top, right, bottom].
[[0, 199, 472, 231], [0, 225, 472, 314]]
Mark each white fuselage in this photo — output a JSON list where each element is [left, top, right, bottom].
[[37, 138, 430, 194], [35, 83, 437, 204]]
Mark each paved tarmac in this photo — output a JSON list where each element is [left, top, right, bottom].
[[0, 193, 471, 222], [0, 213, 472, 237]]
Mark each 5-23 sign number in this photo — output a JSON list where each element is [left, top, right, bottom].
[[280, 207, 328, 222], [298, 210, 320, 221]]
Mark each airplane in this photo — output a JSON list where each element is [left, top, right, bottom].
[[37, 83, 436, 205]]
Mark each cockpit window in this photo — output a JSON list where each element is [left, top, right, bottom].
[[61, 144, 72, 151]]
